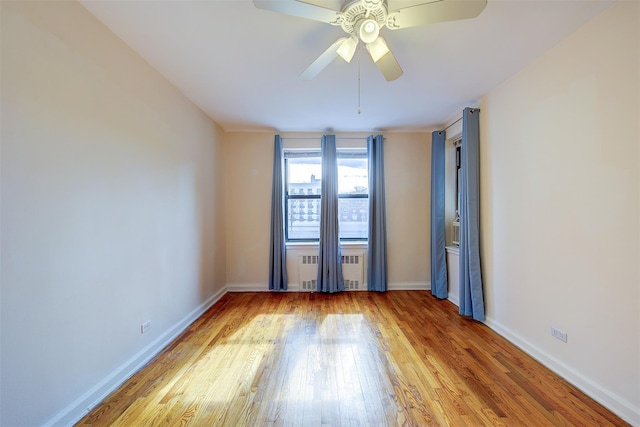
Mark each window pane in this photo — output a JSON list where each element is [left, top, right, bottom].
[[337, 154, 368, 239], [339, 198, 368, 239], [287, 199, 320, 240], [337, 157, 368, 195], [286, 155, 321, 241], [287, 156, 321, 195]]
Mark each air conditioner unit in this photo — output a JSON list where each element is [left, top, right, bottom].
[[452, 219, 460, 246]]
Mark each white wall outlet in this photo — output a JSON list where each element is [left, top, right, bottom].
[[141, 320, 151, 334], [551, 326, 567, 343]]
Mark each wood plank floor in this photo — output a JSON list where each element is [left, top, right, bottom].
[[77, 291, 627, 426]]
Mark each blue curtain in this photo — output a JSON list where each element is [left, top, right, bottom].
[[367, 135, 388, 292], [459, 108, 485, 320], [317, 135, 344, 293], [268, 135, 288, 291], [430, 131, 448, 299]]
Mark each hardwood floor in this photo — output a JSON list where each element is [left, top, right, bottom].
[[77, 291, 627, 426]]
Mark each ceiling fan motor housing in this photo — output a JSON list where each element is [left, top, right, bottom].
[[339, 0, 388, 39]]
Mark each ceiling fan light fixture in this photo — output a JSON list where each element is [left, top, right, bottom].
[[358, 18, 379, 44], [366, 36, 390, 62], [336, 37, 358, 63]]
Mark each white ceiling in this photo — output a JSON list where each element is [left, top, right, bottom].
[[80, 0, 614, 132]]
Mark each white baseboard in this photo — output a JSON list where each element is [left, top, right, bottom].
[[484, 317, 640, 426], [447, 292, 459, 307], [45, 287, 227, 427], [225, 283, 327, 292], [226, 283, 271, 292], [388, 281, 430, 291], [227, 282, 432, 292], [226, 283, 328, 293]]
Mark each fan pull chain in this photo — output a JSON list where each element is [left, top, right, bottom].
[[357, 49, 361, 115]]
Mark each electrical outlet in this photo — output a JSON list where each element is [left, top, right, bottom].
[[141, 320, 152, 334], [551, 327, 567, 343]]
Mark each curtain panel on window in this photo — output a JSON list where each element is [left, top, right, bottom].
[[459, 108, 485, 320], [317, 135, 344, 293], [430, 130, 448, 299], [367, 135, 388, 292], [268, 135, 288, 291]]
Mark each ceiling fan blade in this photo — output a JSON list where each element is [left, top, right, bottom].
[[366, 37, 403, 81], [299, 38, 348, 80], [387, 0, 487, 30], [253, 0, 341, 24]]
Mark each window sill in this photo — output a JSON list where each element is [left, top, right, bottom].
[[286, 241, 368, 249], [445, 245, 460, 255], [341, 240, 368, 247]]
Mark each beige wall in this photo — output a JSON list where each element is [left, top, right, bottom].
[[478, 1, 639, 422], [1, 1, 226, 425], [225, 132, 273, 287], [385, 132, 431, 287], [225, 132, 431, 289]]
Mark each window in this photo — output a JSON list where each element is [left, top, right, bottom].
[[284, 149, 368, 242], [454, 140, 462, 219], [451, 139, 462, 246]]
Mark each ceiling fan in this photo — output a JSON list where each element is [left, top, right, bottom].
[[253, 0, 487, 81]]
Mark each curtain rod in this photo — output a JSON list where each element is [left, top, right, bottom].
[[443, 117, 462, 131], [280, 137, 370, 140]]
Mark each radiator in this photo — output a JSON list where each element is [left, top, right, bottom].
[[298, 251, 365, 291], [299, 255, 318, 291]]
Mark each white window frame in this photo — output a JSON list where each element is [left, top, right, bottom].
[[445, 135, 462, 247]]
